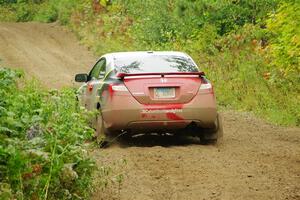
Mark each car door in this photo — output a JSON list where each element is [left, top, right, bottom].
[[84, 58, 106, 111]]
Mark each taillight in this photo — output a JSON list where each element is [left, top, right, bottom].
[[199, 77, 213, 93], [105, 84, 129, 100], [199, 83, 212, 90], [87, 84, 93, 92], [111, 85, 128, 91]]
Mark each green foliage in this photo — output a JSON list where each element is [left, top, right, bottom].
[[33, 1, 58, 22], [114, 0, 278, 46], [0, 67, 95, 199], [200, 24, 300, 125], [0, 0, 79, 23], [0, 5, 16, 21], [0, 0, 17, 4], [267, 1, 300, 82], [0, 1, 42, 22], [34, 0, 83, 24], [1, 0, 279, 43]]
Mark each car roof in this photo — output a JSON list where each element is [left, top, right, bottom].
[[102, 51, 190, 60]]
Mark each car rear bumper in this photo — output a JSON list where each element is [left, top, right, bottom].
[[101, 91, 217, 132]]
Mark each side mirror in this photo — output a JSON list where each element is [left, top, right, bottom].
[[75, 73, 88, 82]]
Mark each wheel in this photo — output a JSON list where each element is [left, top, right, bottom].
[[94, 114, 110, 148], [199, 113, 223, 145]]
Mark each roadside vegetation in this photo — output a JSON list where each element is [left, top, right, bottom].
[[1, 0, 298, 126], [0, 67, 96, 199]]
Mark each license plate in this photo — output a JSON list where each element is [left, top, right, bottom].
[[154, 87, 175, 99]]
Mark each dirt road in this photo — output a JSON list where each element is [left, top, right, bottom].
[[1, 22, 299, 200], [0, 22, 95, 88], [92, 111, 300, 200]]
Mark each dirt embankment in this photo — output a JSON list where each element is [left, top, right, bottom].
[[1, 22, 299, 200]]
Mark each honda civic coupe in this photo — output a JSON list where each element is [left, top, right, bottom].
[[75, 51, 223, 145]]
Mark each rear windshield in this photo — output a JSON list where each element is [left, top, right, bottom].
[[114, 54, 199, 73]]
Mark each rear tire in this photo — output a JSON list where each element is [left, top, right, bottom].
[[94, 115, 110, 148], [199, 113, 223, 145]]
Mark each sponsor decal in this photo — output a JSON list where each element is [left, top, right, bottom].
[[141, 109, 183, 114]]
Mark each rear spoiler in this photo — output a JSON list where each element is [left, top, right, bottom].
[[116, 72, 205, 79]]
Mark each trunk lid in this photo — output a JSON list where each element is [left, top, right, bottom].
[[121, 73, 202, 104]]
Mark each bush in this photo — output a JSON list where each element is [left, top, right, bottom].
[[267, 1, 300, 85], [0, 67, 95, 199], [14, 2, 38, 21], [33, 1, 58, 22], [0, 0, 17, 4], [199, 24, 300, 125], [34, 0, 82, 24]]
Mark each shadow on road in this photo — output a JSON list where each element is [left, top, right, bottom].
[[112, 134, 201, 148]]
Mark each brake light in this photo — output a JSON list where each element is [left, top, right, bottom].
[[87, 84, 93, 92], [111, 85, 128, 91], [199, 83, 212, 90], [199, 77, 212, 90]]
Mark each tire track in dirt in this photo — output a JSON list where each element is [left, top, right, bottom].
[[1, 22, 299, 200]]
